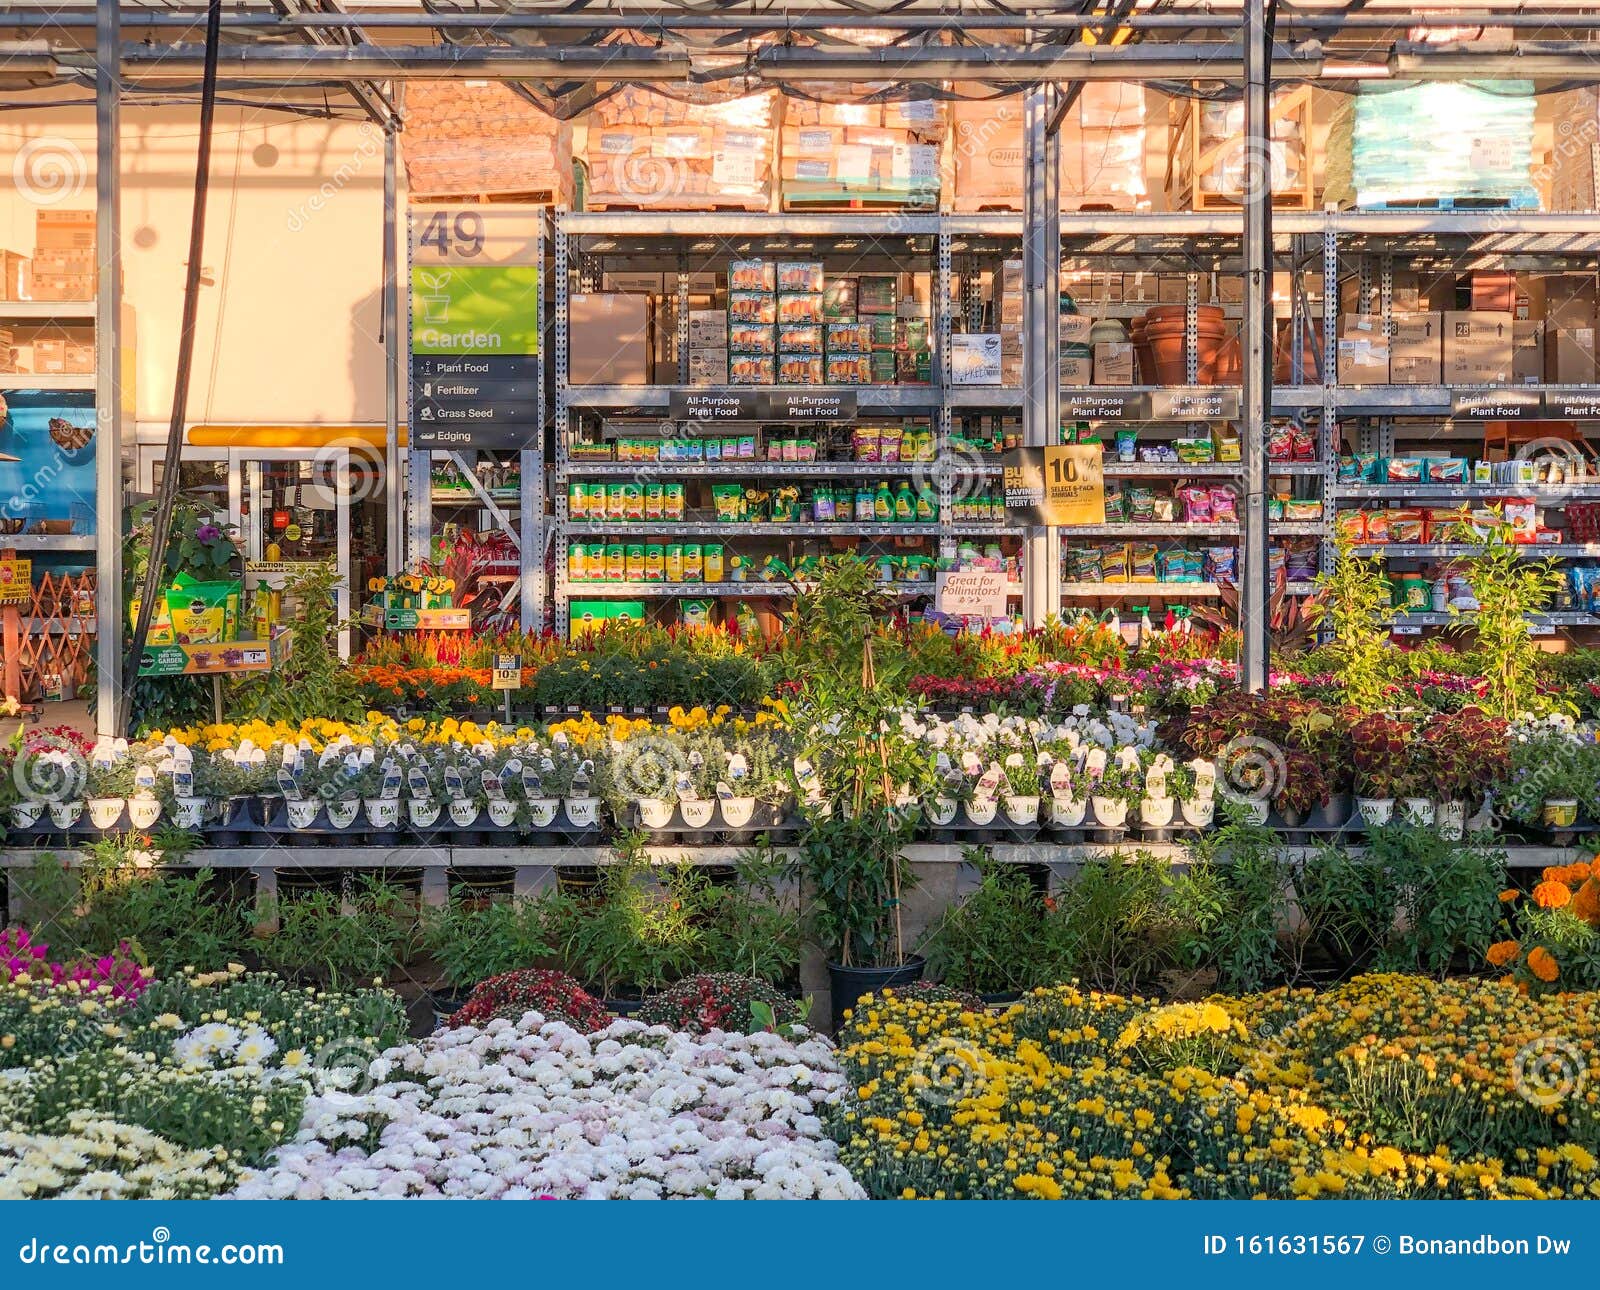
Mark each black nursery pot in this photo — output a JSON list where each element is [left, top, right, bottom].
[[827, 956, 925, 1033]]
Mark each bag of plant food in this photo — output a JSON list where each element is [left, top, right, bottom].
[[164, 573, 241, 645]]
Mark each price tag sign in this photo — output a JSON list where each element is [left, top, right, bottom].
[[1002, 445, 1106, 526], [492, 653, 523, 691]]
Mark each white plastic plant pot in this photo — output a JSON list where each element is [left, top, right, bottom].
[[286, 798, 321, 830], [1090, 796, 1129, 830], [48, 800, 83, 830], [1356, 797, 1394, 829], [636, 798, 675, 829], [1436, 799, 1466, 841], [127, 794, 162, 830], [9, 801, 43, 830], [486, 798, 518, 828], [1180, 797, 1216, 829], [1401, 797, 1435, 827], [677, 798, 714, 829], [364, 797, 402, 830], [1139, 795, 1176, 829], [86, 798, 125, 830], [1002, 794, 1040, 826], [963, 796, 998, 827], [526, 798, 559, 828], [1049, 797, 1088, 829], [325, 798, 361, 829], [407, 798, 441, 830], [718, 796, 756, 829], [925, 796, 959, 827], [1240, 799, 1271, 826], [447, 799, 481, 829], [564, 796, 602, 829], [169, 796, 206, 830]]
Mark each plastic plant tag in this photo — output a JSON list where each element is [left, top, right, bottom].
[[134, 763, 157, 790], [977, 762, 1004, 797], [172, 767, 193, 795], [522, 766, 544, 797], [727, 753, 749, 781], [716, 780, 734, 801], [445, 765, 464, 799], [482, 771, 505, 800], [380, 759, 402, 799], [277, 768, 302, 800], [502, 757, 523, 777], [408, 766, 432, 799], [959, 750, 983, 776], [1049, 760, 1075, 798], [1190, 758, 1217, 798]]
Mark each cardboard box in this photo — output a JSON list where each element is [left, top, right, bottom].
[[1338, 315, 1390, 384], [605, 271, 663, 296], [0, 250, 27, 300], [1471, 272, 1518, 314], [951, 334, 1002, 385], [1389, 312, 1443, 385], [568, 294, 651, 385], [687, 310, 726, 349], [1513, 320, 1545, 384], [1443, 311, 1514, 384], [27, 273, 94, 302], [1095, 341, 1135, 386], [35, 209, 94, 252], [1548, 325, 1599, 384], [1061, 355, 1093, 387], [1058, 314, 1094, 348], [1157, 275, 1189, 304], [688, 349, 728, 385], [31, 336, 93, 374]]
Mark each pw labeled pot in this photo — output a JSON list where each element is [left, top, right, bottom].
[[636, 797, 675, 829], [1090, 796, 1129, 830], [1002, 794, 1040, 827], [676, 797, 714, 830], [1356, 797, 1395, 829], [1542, 798, 1579, 829], [285, 798, 321, 831], [1139, 795, 1176, 829], [924, 796, 959, 828], [168, 796, 207, 830], [127, 794, 163, 831], [1179, 796, 1215, 829], [1436, 798, 1467, 840], [718, 796, 757, 830], [963, 796, 998, 828], [1400, 797, 1435, 827], [1048, 796, 1088, 830], [827, 956, 925, 1033], [86, 797, 126, 831], [564, 796, 602, 829], [526, 797, 559, 829]]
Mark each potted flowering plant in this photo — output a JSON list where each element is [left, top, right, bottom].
[[84, 756, 135, 831], [1424, 708, 1509, 839], [1139, 752, 1177, 830], [1041, 738, 1088, 830], [1349, 713, 1409, 827], [164, 745, 208, 830], [678, 729, 725, 831], [1272, 749, 1330, 829], [518, 743, 567, 829], [999, 740, 1043, 827], [1168, 761, 1215, 830], [1087, 750, 1143, 832]]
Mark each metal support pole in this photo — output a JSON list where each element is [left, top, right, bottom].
[[93, 0, 122, 736], [382, 106, 401, 574], [1240, 0, 1274, 693], [1022, 85, 1062, 629]]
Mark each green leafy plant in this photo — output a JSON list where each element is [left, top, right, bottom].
[[251, 874, 419, 988], [1305, 528, 1394, 711], [919, 852, 1068, 994], [227, 564, 361, 724], [1453, 516, 1568, 719]]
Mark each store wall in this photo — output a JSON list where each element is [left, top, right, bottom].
[[0, 99, 390, 427]]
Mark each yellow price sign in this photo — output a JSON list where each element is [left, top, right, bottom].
[[492, 653, 522, 691], [0, 558, 32, 605], [1002, 445, 1105, 526]]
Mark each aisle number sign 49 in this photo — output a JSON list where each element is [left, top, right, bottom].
[[409, 206, 540, 356], [1002, 445, 1106, 526]]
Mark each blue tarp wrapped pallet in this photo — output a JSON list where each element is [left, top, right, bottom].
[[1348, 81, 1540, 209]]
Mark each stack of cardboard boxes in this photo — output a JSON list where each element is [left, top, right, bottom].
[[950, 85, 1147, 212], [401, 81, 573, 203], [780, 95, 945, 208], [1336, 272, 1593, 386], [0, 209, 97, 303], [584, 89, 776, 211]]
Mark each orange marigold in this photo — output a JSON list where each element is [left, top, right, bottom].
[[1533, 881, 1573, 911], [1499, 888, 1522, 904], [1486, 940, 1522, 968], [1528, 946, 1560, 983], [1574, 877, 1600, 928]]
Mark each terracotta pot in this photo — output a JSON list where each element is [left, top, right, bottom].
[[1275, 317, 1324, 384], [1141, 313, 1233, 386]]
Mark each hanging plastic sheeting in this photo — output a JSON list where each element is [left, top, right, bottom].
[[1349, 81, 1540, 209]]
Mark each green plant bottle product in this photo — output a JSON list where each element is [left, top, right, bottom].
[[874, 480, 892, 522], [894, 481, 914, 522], [915, 485, 935, 522]]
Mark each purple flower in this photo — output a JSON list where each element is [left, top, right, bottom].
[[196, 523, 221, 543]]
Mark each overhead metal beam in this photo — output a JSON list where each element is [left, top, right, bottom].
[[268, 0, 395, 128], [114, 44, 694, 84], [754, 42, 1324, 82], [1389, 40, 1600, 81]]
